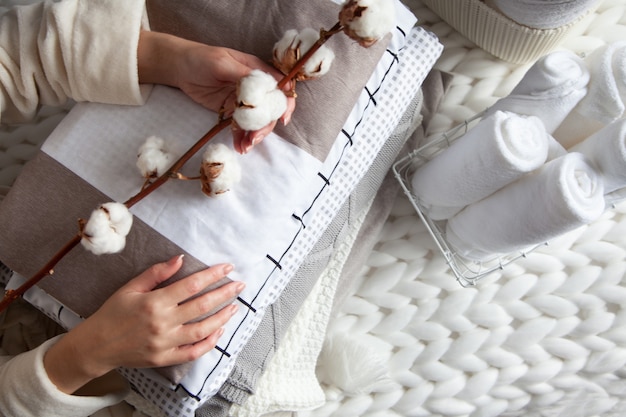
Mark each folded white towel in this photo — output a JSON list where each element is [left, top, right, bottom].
[[486, 0, 598, 29], [411, 111, 550, 221], [486, 50, 590, 133], [553, 42, 626, 149], [571, 118, 626, 194], [576, 41, 626, 125], [551, 108, 605, 149], [553, 41, 626, 149], [446, 152, 605, 262]]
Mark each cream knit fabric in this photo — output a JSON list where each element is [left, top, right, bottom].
[[0, 0, 146, 414], [229, 199, 375, 417], [0, 0, 150, 124], [0, 336, 130, 417]]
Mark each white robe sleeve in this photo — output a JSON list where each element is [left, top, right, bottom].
[[0, 335, 130, 417], [0, 0, 151, 124]]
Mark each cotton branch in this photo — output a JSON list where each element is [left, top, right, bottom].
[[0, 5, 393, 312]]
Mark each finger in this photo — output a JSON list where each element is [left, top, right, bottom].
[[281, 96, 296, 126], [244, 121, 276, 153], [124, 255, 185, 293], [177, 301, 239, 347], [231, 126, 250, 154], [157, 263, 234, 304], [174, 327, 226, 364], [177, 280, 245, 324], [219, 49, 276, 85], [227, 48, 277, 76], [221, 94, 236, 119]]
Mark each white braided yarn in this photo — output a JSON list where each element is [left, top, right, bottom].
[[310, 1, 626, 417]]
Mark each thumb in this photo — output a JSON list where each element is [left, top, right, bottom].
[[124, 255, 184, 293]]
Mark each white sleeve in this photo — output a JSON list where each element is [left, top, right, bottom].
[[0, 0, 151, 124], [0, 335, 130, 417]]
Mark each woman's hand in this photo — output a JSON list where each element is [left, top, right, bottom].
[[43, 256, 244, 394], [137, 31, 296, 154]]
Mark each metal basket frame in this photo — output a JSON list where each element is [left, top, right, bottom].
[[392, 112, 545, 287]]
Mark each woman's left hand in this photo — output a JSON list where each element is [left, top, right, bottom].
[[137, 31, 296, 153]]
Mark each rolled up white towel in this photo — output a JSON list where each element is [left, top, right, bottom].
[[553, 42, 626, 148], [571, 118, 626, 194], [577, 41, 626, 125], [411, 111, 550, 221], [486, 0, 598, 29], [485, 50, 590, 134], [446, 152, 605, 262]]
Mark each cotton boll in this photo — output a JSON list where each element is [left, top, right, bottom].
[[100, 202, 133, 236], [80, 202, 133, 255], [273, 28, 335, 80], [302, 41, 335, 79], [273, 29, 301, 76], [233, 70, 288, 131], [339, 0, 396, 47], [200, 143, 242, 196], [136, 135, 172, 179]]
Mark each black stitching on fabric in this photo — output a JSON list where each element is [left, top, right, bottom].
[[183, 37, 406, 402], [57, 306, 64, 321], [365, 86, 377, 106], [192, 307, 255, 395], [317, 172, 330, 185], [386, 49, 399, 64], [341, 128, 353, 146], [266, 254, 282, 270], [175, 384, 201, 401], [291, 213, 306, 228], [214, 345, 230, 358], [396, 25, 406, 38], [237, 296, 257, 313]]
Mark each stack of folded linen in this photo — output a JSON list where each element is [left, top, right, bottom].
[[411, 44, 626, 262]]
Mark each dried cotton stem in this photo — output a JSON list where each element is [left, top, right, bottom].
[[0, 22, 346, 313]]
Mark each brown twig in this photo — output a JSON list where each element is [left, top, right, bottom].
[[124, 118, 231, 208], [0, 22, 344, 313], [277, 22, 343, 90], [0, 119, 231, 314], [0, 235, 81, 312]]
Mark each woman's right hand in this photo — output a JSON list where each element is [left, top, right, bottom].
[[43, 255, 244, 394]]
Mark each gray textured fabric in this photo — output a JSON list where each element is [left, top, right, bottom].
[[333, 69, 454, 311], [0, 153, 226, 321], [196, 70, 453, 416]]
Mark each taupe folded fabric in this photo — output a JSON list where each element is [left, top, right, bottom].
[[0, 153, 230, 320], [146, 0, 389, 161]]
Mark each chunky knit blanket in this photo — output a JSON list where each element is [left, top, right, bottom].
[[2, 1, 626, 417], [308, 2, 626, 417]]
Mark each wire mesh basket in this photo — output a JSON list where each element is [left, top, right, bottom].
[[392, 112, 545, 287]]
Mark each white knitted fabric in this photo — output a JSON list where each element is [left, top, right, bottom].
[[308, 1, 626, 417], [229, 198, 375, 417]]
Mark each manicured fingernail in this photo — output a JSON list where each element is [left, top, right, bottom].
[[282, 113, 291, 126], [251, 133, 265, 146], [216, 327, 225, 338], [228, 304, 239, 316], [234, 281, 245, 293], [168, 254, 184, 266], [223, 263, 234, 275]]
